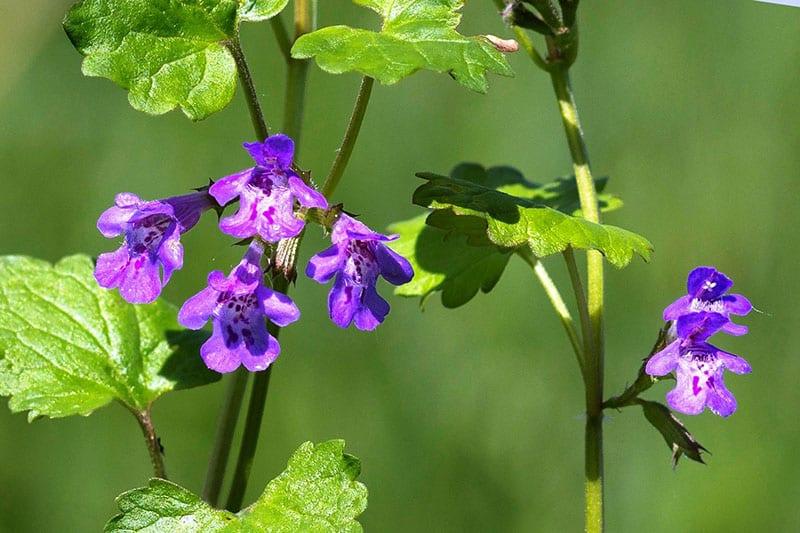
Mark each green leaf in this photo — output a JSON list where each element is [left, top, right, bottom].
[[0, 255, 217, 421], [389, 163, 632, 307], [447, 163, 624, 217], [291, 0, 513, 93], [64, 0, 241, 120], [639, 400, 707, 467], [413, 172, 653, 268], [105, 440, 368, 532], [239, 0, 289, 22], [388, 215, 512, 308]]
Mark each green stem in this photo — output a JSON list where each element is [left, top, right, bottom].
[[131, 407, 166, 479], [270, 15, 292, 62], [518, 250, 584, 377], [321, 76, 375, 197], [550, 66, 605, 533], [224, 278, 285, 511], [228, 39, 269, 141], [202, 369, 249, 506], [282, 0, 317, 143]]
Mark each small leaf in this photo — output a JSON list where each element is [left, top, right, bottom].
[[105, 440, 368, 532], [414, 172, 653, 268], [0, 255, 217, 421], [639, 400, 707, 467], [388, 214, 512, 308], [291, 0, 513, 93], [64, 0, 241, 120], [239, 0, 289, 22]]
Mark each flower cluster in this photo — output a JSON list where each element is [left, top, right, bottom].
[[94, 134, 413, 373], [646, 267, 753, 417]]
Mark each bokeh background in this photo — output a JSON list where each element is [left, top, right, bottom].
[[1, 0, 799, 531]]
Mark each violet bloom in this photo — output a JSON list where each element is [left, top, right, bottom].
[[663, 266, 752, 335], [646, 311, 752, 417], [95, 191, 213, 304], [210, 134, 327, 242], [178, 241, 299, 373], [306, 214, 413, 331]]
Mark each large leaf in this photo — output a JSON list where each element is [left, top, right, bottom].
[[414, 172, 653, 268], [389, 164, 628, 306], [291, 0, 513, 93], [64, 0, 243, 120], [389, 215, 512, 308], [0, 255, 216, 421], [239, 0, 289, 22], [105, 440, 368, 532]]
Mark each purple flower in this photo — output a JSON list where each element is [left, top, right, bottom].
[[210, 134, 327, 242], [95, 191, 214, 304], [178, 241, 300, 373], [663, 266, 752, 336], [306, 214, 413, 331], [646, 311, 752, 417]]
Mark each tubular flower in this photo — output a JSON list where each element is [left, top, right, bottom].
[[663, 266, 752, 336], [95, 191, 214, 304], [646, 312, 752, 417], [178, 241, 300, 373], [210, 134, 327, 242], [306, 214, 413, 331]]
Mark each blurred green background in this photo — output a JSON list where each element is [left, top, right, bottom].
[[1, 0, 799, 531]]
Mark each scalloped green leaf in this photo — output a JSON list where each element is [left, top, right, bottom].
[[389, 164, 630, 306], [239, 0, 289, 22], [389, 214, 513, 308], [291, 0, 513, 93], [0, 255, 217, 421], [413, 173, 653, 268], [64, 0, 242, 120], [105, 440, 367, 532]]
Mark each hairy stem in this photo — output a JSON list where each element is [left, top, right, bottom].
[[518, 249, 585, 377], [550, 66, 605, 533], [321, 76, 375, 197], [228, 39, 269, 141], [202, 369, 249, 506], [132, 407, 166, 479]]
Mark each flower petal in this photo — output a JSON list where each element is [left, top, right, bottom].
[[375, 244, 414, 285], [263, 134, 295, 167], [662, 295, 692, 321], [645, 341, 680, 376], [118, 255, 162, 304], [716, 349, 752, 374], [687, 266, 733, 300], [210, 168, 252, 205], [158, 227, 183, 286], [200, 326, 242, 373], [306, 244, 344, 283], [721, 293, 753, 316], [720, 321, 749, 336], [257, 286, 300, 327], [353, 286, 390, 331], [328, 275, 359, 328], [676, 311, 727, 342], [239, 332, 280, 372], [288, 174, 328, 209], [219, 190, 260, 238], [666, 363, 707, 416], [178, 286, 218, 330], [97, 204, 136, 238], [706, 372, 737, 417], [94, 246, 130, 288]]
